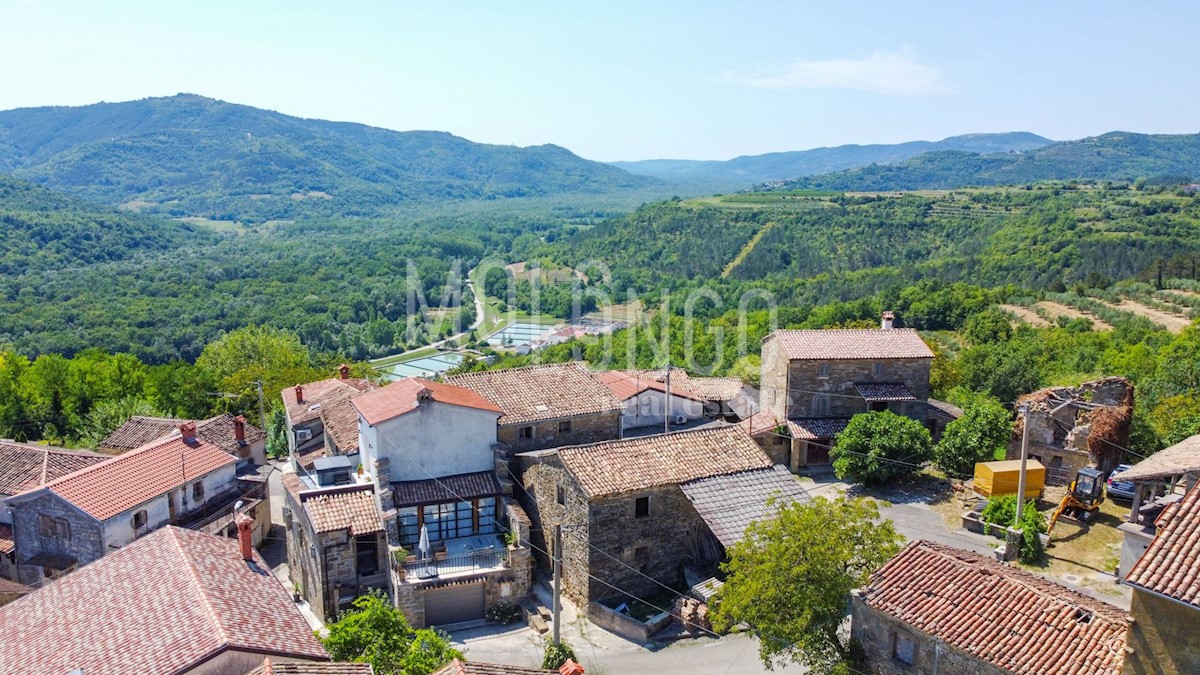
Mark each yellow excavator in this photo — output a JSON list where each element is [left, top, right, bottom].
[[1047, 466, 1106, 535]]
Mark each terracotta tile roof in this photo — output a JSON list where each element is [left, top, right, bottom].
[[394, 471, 502, 507], [1112, 433, 1200, 482], [786, 417, 850, 441], [0, 523, 13, 554], [0, 441, 108, 495], [321, 389, 365, 453], [738, 411, 785, 438], [766, 328, 934, 361], [249, 659, 374, 674], [301, 485, 384, 535], [0, 575, 30, 595], [1125, 481, 1200, 607], [447, 363, 622, 425], [670, 372, 745, 402], [432, 658, 552, 675], [281, 470, 306, 501], [926, 398, 964, 420], [283, 376, 374, 426], [16, 432, 236, 521], [353, 378, 502, 426], [681, 466, 810, 547], [860, 540, 1127, 675], [0, 526, 328, 674], [98, 414, 265, 456], [854, 382, 916, 402], [596, 370, 705, 403], [556, 425, 772, 498]]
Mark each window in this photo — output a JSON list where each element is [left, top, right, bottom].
[[55, 518, 70, 540], [132, 510, 148, 530], [634, 496, 650, 518], [1050, 455, 1064, 468], [518, 426, 534, 439], [476, 497, 498, 535], [812, 394, 830, 415], [873, 362, 885, 376], [192, 481, 205, 502], [398, 507, 419, 547], [558, 420, 572, 433], [39, 514, 55, 537], [456, 501, 475, 538], [893, 633, 915, 665], [817, 363, 830, 378], [773, 435, 785, 445], [556, 484, 566, 505]]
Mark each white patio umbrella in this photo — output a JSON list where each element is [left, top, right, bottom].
[[418, 524, 431, 560]]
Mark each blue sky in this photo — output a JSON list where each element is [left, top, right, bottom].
[[1, 1, 1195, 161]]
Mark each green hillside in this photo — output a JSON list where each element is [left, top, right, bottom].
[[766, 132, 1200, 192], [0, 94, 659, 222]]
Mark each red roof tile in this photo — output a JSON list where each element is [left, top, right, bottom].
[[353, 378, 502, 426], [766, 328, 934, 361], [0, 526, 328, 674], [1126, 480, 1200, 607], [0, 523, 12, 555], [0, 575, 30, 595], [301, 485, 384, 535], [283, 377, 374, 426], [448, 363, 622, 425], [556, 425, 772, 498], [432, 658, 552, 675], [0, 441, 108, 495], [738, 411, 785, 438], [596, 370, 705, 403], [98, 414, 266, 457], [321, 389, 366, 453], [18, 433, 236, 521], [860, 541, 1127, 675], [249, 659, 374, 674]]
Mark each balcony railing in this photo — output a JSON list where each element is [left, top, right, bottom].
[[401, 547, 510, 581]]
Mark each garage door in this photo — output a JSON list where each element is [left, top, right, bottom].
[[424, 582, 485, 626]]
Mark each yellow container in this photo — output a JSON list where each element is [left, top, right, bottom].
[[974, 459, 1045, 499]]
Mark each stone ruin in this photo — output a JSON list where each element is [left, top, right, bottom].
[[1011, 376, 1133, 477]]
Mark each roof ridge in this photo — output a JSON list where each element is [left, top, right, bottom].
[[39, 449, 50, 485], [33, 429, 187, 493], [168, 527, 231, 649]]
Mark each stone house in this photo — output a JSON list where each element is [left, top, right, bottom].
[[595, 370, 707, 431], [0, 441, 108, 580], [5, 423, 268, 585], [514, 425, 806, 607], [282, 365, 375, 469], [282, 377, 534, 628], [760, 316, 934, 468], [447, 363, 623, 453], [1111, 433, 1200, 577], [0, 523, 330, 674], [98, 412, 268, 465], [1122, 479, 1200, 674], [619, 369, 755, 421], [736, 411, 792, 467], [1006, 376, 1132, 485], [852, 540, 1128, 675], [282, 474, 388, 622]]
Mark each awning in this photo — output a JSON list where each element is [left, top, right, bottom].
[[393, 470, 502, 507], [787, 417, 851, 441], [855, 382, 916, 402]]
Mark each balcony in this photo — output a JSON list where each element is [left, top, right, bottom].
[[398, 536, 510, 582]]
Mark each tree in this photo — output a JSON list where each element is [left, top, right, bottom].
[[78, 396, 162, 449], [321, 591, 461, 675], [933, 399, 1012, 477], [711, 496, 903, 673], [831, 411, 932, 484], [963, 307, 1013, 344], [195, 326, 320, 426]]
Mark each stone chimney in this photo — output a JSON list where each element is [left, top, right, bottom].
[[294, 384, 304, 403], [179, 421, 198, 443], [338, 363, 351, 380], [235, 513, 254, 561], [233, 415, 246, 443], [559, 660, 585, 675], [881, 310, 895, 330]]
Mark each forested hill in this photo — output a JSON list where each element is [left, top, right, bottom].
[[767, 132, 1200, 192], [0, 175, 208, 274], [0, 94, 659, 222], [611, 132, 1053, 190]]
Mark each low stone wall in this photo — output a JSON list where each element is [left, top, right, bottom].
[[587, 601, 673, 644]]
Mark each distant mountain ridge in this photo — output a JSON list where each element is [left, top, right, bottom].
[[767, 131, 1200, 192], [0, 94, 659, 221], [611, 132, 1054, 189]]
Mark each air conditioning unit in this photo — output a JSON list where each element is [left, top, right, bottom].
[[675, 414, 688, 425], [296, 428, 313, 442]]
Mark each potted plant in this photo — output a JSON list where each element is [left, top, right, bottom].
[[292, 581, 302, 603], [356, 463, 364, 476]]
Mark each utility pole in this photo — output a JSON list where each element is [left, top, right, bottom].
[[664, 360, 671, 435], [1015, 404, 1030, 526], [254, 380, 266, 430], [552, 524, 562, 644]]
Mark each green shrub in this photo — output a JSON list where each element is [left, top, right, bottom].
[[542, 639, 577, 670], [485, 601, 521, 625], [980, 494, 1047, 563], [831, 411, 932, 484]]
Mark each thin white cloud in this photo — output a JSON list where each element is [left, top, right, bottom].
[[727, 50, 945, 96]]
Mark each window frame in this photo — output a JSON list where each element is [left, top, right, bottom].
[[192, 481, 205, 502], [132, 509, 148, 531], [873, 362, 885, 376], [817, 363, 830, 378], [558, 419, 572, 434], [892, 632, 916, 666], [518, 426, 534, 439], [634, 496, 651, 519]]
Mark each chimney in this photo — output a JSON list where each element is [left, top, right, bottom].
[[235, 513, 254, 561], [881, 310, 895, 330], [294, 384, 304, 403], [559, 660, 585, 675], [233, 415, 246, 442], [179, 421, 198, 443], [338, 363, 351, 380]]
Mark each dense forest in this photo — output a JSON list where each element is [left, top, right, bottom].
[[766, 132, 1200, 192]]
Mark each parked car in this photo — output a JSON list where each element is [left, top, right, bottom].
[[1107, 464, 1136, 502]]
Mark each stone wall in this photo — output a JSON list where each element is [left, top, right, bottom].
[[11, 493, 102, 568], [785, 358, 931, 420], [498, 411, 621, 453], [851, 594, 1011, 675], [753, 433, 791, 467], [760, 338, 790, 420], [1123, 589, 1200, 674], [513, 453, 592, 606]]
